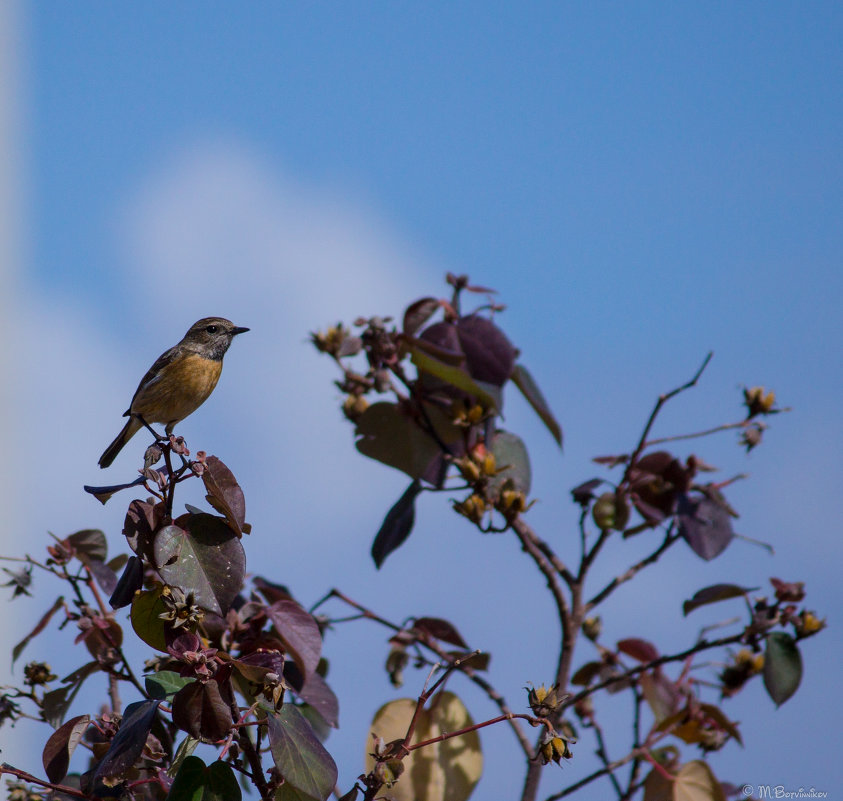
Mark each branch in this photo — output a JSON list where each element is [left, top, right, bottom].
[[0, 764, 91, 800], [620, 352, 713, 488], [323, 589, 534, 758], [585, 525, 681, 611], [511, 518, 573, 632], [542, 749, 641, 801], [564, 632, 744, 709]]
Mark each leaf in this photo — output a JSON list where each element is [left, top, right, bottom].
[[131, 586, 169, 652], [171, 680, 233, 743], [87, 561, 119, 596], [409, 345, 502, 411], [123, 499, 161, 558], [146, 671, 195, 701], [365, 691, 482, 801], [202, 456, 250, 537], [268, 599, 323, 681], [488, 431, 531, 496], [413, 617, 468, 649], [676, 493, 734, 561], [43, 714, 90, 783], [403, 297, 441, 336], [570, 478, 602, 507], [42, 662, 100, 728], [83, 475, 147, 505], [371, 480, 422, 568], [67, 529, 108, 564], [763, 632, 802, 706], [682, 584, 758, 616], [166, 756, 242, 801], [109, 555, 144, 609], [355, 402, 457, 483], [94, 699, 160, 784], [12, 595, 64, 664], [284, 662, 340, 729], [454, 314, 517, 387], [268, 704, 338, 801], [641, 766, 673, 801], [511, 364, 563, 447], [640, 672, 680, 724], [155, 514, 246, 616], [570, 661, 603, 686], [673, 760, 726, 801], [168, 736, 200, 778], [698, 703, 743, 747], [617, 638, 659, 663]]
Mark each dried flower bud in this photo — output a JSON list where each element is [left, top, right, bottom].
[[740, 422, 765, 452], [23, 662, 57, 686], [453, 494, 488, 525], [539, 733, 573, 765], [342, 394, 370, 421], [743, 386, 777, 418], [770, 577, 806, 603], [526, 683, 566, 718], [582, 616, 602, 642], [159, 586, 205, 630], [794, 610, 825, 637], [385, 646, 409, 688], [144, 444, 164, 469]]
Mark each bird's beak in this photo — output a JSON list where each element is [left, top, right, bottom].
[[231, 326, 250, 336]]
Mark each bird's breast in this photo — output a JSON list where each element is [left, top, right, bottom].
[[132, 353, 223, 425]]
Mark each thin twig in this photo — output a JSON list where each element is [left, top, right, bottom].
[[590, 718, 623, 797], [324, 589, 534, 758], [542, 749, 641, 801], [564, 632, 744, 709], [0, 763, 91, 800], [585, 525, 680, 611], [620, 352, 713, 489]]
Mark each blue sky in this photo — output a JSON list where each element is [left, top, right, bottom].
[[2, 3, 841, 799]]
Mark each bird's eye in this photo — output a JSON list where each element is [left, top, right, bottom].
[[206, 325, 218, 334]]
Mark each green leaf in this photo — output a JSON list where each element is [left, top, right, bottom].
[[268, 704, 338, 801], [764, 632, 802, 706], [673, 760, 726, 801], [371, 480, 422, 568], [488, 431, 531, 496], [166, 756, 242, 801], [409, 345, 502, 411], [365, 691, 483, 801], [682, 584, 758, 616], [168, 736, 200, 778], [155, 515, 246, 616], [145, 671, 195, 701], [511, 364, 563, 447], [130, 586, 169, 652]]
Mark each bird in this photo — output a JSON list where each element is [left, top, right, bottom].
[[98, 317, 249, 468]]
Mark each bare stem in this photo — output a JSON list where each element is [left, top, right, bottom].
[[0, 763, 91, 800], [585, 525, 680, 612], [620, 352, 713, 489]]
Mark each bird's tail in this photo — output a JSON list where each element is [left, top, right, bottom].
[[98, 416, 143, 468]]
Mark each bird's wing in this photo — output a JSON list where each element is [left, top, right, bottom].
[[122, 344, 181, 417]]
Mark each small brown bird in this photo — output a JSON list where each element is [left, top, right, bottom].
[[98, 317, 249, 468]]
